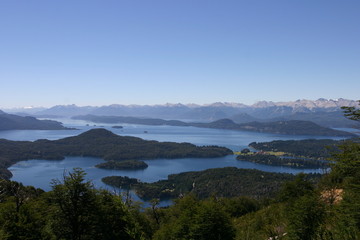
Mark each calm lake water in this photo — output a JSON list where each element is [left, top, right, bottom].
[[3, 118, 349, 205]]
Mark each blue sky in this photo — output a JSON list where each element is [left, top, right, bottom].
[[0, 0, 359, 108]]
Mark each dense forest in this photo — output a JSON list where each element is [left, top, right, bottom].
[[0, 129, 232, 179], [236, 154, 330, 169], [249, 139, 343, 159], [102, 167, 320, 200]]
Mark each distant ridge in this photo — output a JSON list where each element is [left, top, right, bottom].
[[73, 115, 357, 137], [8, 98, 359, 127], [0, 111, 70, 131]]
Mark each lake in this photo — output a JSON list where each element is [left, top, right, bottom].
[[4, 118, 347, 204]]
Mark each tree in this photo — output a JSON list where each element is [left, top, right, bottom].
[[153, 195, 235, 240], [93, 190, 143, 240], [190, 199, 235, 240], [278, 173, 314, 203], [48, 168, 98, 240], [0, 181, 48, 240], [48, 168, 143, 240], [287, 193, 325, 240], [341, 100, 360, 121]]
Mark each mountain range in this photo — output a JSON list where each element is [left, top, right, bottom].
[[2, 98, 359, 128]]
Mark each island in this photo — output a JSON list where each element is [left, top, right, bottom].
[[112, 125, 123, 129], [95, 160, 148, 170], [0, 111, 71, 130], [248, 139, 343, 159], [0, 128, 232, 179], [102, 176, 140, 188], [231, 139, 350, 169], [236, 154, 329, 169], [102, 167, 321, 200], [72, 115, 356, 137]]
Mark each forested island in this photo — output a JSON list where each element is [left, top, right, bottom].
[[236, 154, 330, 169], [233, 139, 346, 168], [95, 160, 148, 170], [0, 128, 232, 179], [102, 167, 321, 200], [249, 139, 343, 159], [0, 111, 71, 130], [72, 115, 356, 137]]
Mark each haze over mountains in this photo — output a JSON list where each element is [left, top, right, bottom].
[[2, 98, 359, 128], [0, 110, 69, 130]]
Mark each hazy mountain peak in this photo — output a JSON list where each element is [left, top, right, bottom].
[[251, 98, 357, 109], [206, 102, 247, 108], [252, 101, 276, 108]]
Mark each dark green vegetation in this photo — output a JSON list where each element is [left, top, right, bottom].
[[342, 100, 360, 121], [249, 139, 342, 159], [0, 111, 70, 130], [234, 141, 360, 240], [236, 154, 329, 169], [102, 167, 320, 200], [236, 138, 345, 168], [96, 160, 148, 170], [0, 169, 149, 240], [73, 115, 356, 137], [102, 175, 140, 188], [0, 128, 232, 179], [1, 139, 359, 239]]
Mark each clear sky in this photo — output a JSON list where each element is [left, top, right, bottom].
[[0, 0, 359, 108]]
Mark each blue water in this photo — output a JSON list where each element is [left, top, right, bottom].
[[2, 118, 349, 205]]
